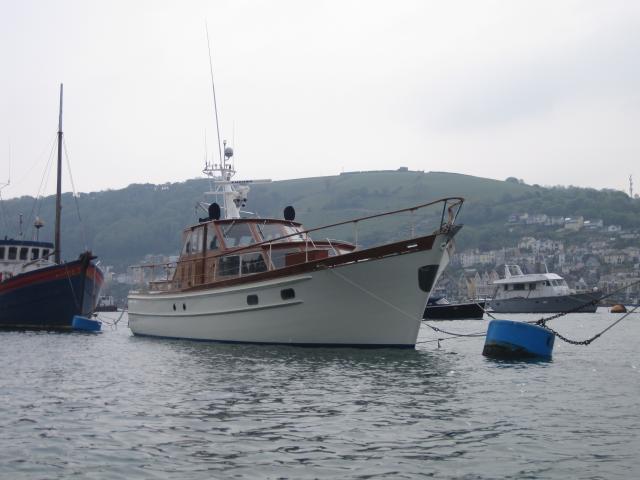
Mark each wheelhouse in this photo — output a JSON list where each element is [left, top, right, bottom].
[[167, 218, 356, 290], [0, 239, 55, 281]]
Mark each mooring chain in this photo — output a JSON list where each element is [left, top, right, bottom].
[[539, 304, 639, 346], [539, 324, 599, 346], [534, 278, 640, 326], [423, 323, 486, 338]]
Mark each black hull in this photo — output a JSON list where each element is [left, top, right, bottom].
[[424, 301, 485, 320], [0, 256, 103, 329]]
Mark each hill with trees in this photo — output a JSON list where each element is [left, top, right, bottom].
[[1, 170, 638, 271]]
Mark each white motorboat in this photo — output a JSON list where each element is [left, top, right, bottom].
[[489, 264, 599, 313], [127, 149, 463, 347]]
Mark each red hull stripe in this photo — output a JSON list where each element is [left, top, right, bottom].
[[0, 261, 103, 295]]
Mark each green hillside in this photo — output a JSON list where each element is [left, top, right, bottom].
[[1, 170, 638, 270]]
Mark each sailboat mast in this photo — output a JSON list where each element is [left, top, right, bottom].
[[54, 83, 63, 264]]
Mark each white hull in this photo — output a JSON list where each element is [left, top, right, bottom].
[[129, 233, 452, 347]]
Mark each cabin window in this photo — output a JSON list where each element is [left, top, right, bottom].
[[31, 249, 40, 260], [8, 247, 17, 260], [190, 228, 203, 253], [42, 249, 50, 258], [241, 253, 268, 275], [281, 288, 295, 300], [207, 224, 219, 250], [529, 283, 536, 290], [19, 248, 28, 261], [256, 223, 305, 242], [247, 294, 259, 306], [0, 247, 4, 259], [182, 231, 193, 254], [514, 283, 525, 291], [503, 285, 508, 291], [221, 223, 254, 248], [218, 255, 240, 276], [257, 223, 286, 242]]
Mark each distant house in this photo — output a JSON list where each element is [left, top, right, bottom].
[[518, 237, 537, 250], [564, 216, 584, 231], [603, 252, 627, 265], [546, 216, 565, 226], [526, 214, 548, 225], [457, 249, 497, 268], [584, 219, 603, 230]]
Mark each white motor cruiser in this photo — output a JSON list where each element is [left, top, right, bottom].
[[128, 149, 463, 347], [489, 264, 599, 313]]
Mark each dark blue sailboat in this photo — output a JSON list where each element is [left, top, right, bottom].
[[0, 85, 103, 329]]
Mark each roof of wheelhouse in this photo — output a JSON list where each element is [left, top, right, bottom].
[[186, 217, 304, 230], [0, 238, 54, 248]]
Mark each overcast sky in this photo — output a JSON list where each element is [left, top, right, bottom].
[[1, 0, 639, 199]]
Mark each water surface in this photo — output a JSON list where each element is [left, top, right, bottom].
[[1, 309, 638, 479]]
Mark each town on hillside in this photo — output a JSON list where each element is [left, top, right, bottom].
[[435, 211, 640, 305]]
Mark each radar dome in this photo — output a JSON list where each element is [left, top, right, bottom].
[[224, 147, 234, 158]]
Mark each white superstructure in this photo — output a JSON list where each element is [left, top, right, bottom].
[[492, 265, 572, 300]]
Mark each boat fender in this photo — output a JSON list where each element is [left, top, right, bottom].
[[72, 315, 102, 332], [483, 319, 554, 360]]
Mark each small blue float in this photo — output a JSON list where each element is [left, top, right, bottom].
[[72, 315, 102, 332], [483, 319, 554, 359]]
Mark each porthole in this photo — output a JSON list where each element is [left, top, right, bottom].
[[247, 294, 259, 306], [183, 303, 187, 310], [173, 304, 176, 311], [281, 288, 295, 300]]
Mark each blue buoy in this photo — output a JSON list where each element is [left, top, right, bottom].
[[72, 315, 102, 332], [483, 319, 554, 359]]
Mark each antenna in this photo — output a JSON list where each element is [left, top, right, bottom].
[[630, 174, 634, 198], [205, 22, 223, 170]]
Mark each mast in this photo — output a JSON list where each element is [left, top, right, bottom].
[[54, 84, 63, 264]]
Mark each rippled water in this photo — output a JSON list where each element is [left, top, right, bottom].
[[1, 309, 638, 479]]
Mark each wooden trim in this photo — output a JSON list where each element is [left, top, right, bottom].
[[181, 233, 436, 293]]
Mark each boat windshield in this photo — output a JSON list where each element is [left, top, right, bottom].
[[222, 222, 255, 248], [256, 223, 306, 243]]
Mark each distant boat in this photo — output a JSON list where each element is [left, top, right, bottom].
[[0, 85, 103, 329], [423, 295, 485, 320], [95, 295, 118, 312], [488, 265, 598, 314]]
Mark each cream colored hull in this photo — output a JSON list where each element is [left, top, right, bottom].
[[128, 233, 452, 347]]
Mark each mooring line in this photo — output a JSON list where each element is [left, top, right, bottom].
[[328, 269, 488, 342]]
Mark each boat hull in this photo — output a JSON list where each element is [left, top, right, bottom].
[[128, 233, 453, 347], [489, 292, 598, 314], [0, 257, 103, 329], [424, 301, 485, 320]]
